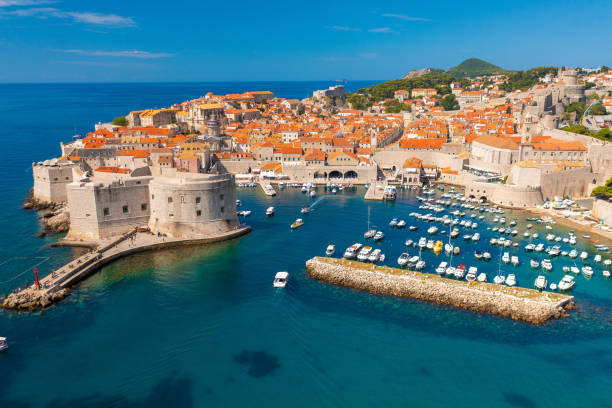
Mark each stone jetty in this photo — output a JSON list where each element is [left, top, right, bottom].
[[306, 257, 575, 325]]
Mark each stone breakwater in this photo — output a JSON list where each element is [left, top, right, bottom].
[[1, 288, 69, 311], [306, 257, 575, 325]]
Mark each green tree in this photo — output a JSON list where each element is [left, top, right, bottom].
[[440, 94, 459, 111], [347, 93, 370, 110], [112, 116, 128, 126], [589, 103, 606, 116], [383, 99, 406, 113], [599, 65, 609, 73], [565, 101, 586, 121]]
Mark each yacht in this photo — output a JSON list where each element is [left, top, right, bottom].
[[368, 249, 382, 263], [530, 258, 540, 268], [594, 254, 602, 263], [558, 275, 575, 291], [502, 252, 510, 264], [357, 246, 372, 261], [580, 251, 588, 261], [569, 249, 578, 259], [494, 274, 506, 284], [466, 266, 478, 282], [397, 253, 411, 266], [364, 229, 376, 239], [427, 240, 434, 250], [525, 243, 535, 252], [570, 266, 580, 274], [511, 256, 519, 266], [483, 251, 491, 261], [535, 243, 545, 252], [273, 271, 289, 288], [343, 243, 362, 259], [415, 260, 426, 270], [436, 262, 448, 274], [408, 256, 420, 268], [535, 275, 547, 290], [397, 219, 407, 228], [418, 237, 427, 249], [541, 259, 553, 271], [582, 264, 594, 277], [454, 265, 467, 279], [373, 231, 385, 241], [266, 207, 275, 217], [325, 245, 335, 256], [427, 226, 438, 235], [290, 218, 304, 229], [383, 185, 397, 201], [506, 274, 517, 287]]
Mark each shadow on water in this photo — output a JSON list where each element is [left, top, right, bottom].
[[503, 393, 537, 408], [0, 375, 194, 408], [233, 350, 280, 378]]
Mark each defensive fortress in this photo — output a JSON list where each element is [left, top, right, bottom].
[[306, 257, 575, 325]]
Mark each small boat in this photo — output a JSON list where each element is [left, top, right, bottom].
[[594, 254, 602, 263], [415, 260, 426, 270], [427, 240, 434, 250], [290, 218, 304, 229], [418, 237, 427, 249], [558, 275, 575, 291], [240, 210, 252, 217], [326, 245, 335, 256], [535, 243, 544, 252], [408, 256, 420, 267], [494, 274, 505, 284], [472, 233, 480, 242], [409, 225, 418, 231], [368, 248, 382, 263], [580, 251, 588, 261], [506, 274, 517, 287], [373, 231, 385, 241], [436, 262, 448, 274], [582, 264, 594, 277], [397, 253, 410, 266], [0, 337, 7, 352], [525, 243, 535, 252], [433, 241, 443, 255], [535, 275, 547, 290], [427, 226, 438, 235], [570, 266, 580, 274], [474, 250, 483, 260], [389, 218, 399, 227], [450, 229, 459, 238], [541, 259, 553, 271], [397, 219, 406, 228], [332, 188, 337, 194], [454, 264, 466, 279], [550, 283, 557, 291], [405, 239, 413, 247], [511, 256, 519, 266], [357, 246, 373, 261], [466, 266, 478, 282], [483, 251, 491, 261], [603, 270, 611, 278], [569, 250, 578, 259], [530, 258, 540, 268], [310, 190, 316, 197], [445, 266, 456, 276], [562, 266, 570, 273], [477, 272, 487, 282], [266, 207, 275, 217], [301, 206, 310, 214], [344, 243, 362, 259], [502, 252, 510, 264], [453, 246, 460, 255], [364, 229, 376, 239], [273, 271, 289, 288]]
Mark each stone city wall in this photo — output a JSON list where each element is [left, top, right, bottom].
[[32, 164, 75, 203], [593, 199, 612, 226], [466, 180, 543, 207]]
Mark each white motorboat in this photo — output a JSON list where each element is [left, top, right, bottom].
[[605, 260, 612, 267], [569, 250, 578, 259], [368, 249, 382, 263], [466, 266, 478, 282], [310, 190, 316, 197], [409, 225, 418, 231], [357, 246, 373, 261], [415, 260, 426, 270], [0, 337, 6, 352], [427, 226, 438, 235], [477, 272, 487, 282], [397, 219, 406, 228], [541, 259, 553, 271], [530, 258, 540, 268], [490, 238, 497, 246], [364, 229, 376, 239], [397, 253, 410, 266], [511, 256, 519, 266], [582, 265, 594, 277], [273, 271, 289, 288], [580, 251, 588, 261], [570, 266, 580, 274], [454, 265, 466, 279], [525, 243, 535, 252], [594, 254, 602, 263], [535, 275, 547, 290], [408, 256, 420, 267], [502, 252, 510, 264], [325, 245, 335, 256], [389, 218, 399, 227], [426, 240, 434, 250], [506, 274, 517, 287], [603, 270, 611, 278], [418, 237, 427, 249], [436, 262, 448, 274], [266, 206, 275, 217], [373, 231, 385, 241], [445, 266, 456, 276], [535, 243, 544, 252], [343, 243, 362, 259], [483, 251, 491, 261], [240, 210, 252, 217], [463, 234, 473, 241], [558, 275, 575, 291], [550, 283, 557, 291]]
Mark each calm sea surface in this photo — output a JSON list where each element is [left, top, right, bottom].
[[1, 82, 612, 408]]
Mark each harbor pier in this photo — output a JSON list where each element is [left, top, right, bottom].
[[364, 182, 386, 201], [260, 183, 277, 196], [1, 226, 251, 311], [306, 257, 575, 325]]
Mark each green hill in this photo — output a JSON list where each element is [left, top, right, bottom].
[[447, 58, 507, 77]]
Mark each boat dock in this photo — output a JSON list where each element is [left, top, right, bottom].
[[364, 182, 386, 201], [260, 183, 277, 196], [1, 226, 251, 311], [306, 257, 575, 325]]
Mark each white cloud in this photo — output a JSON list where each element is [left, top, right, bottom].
[[0, 0, 55, 6], [56, 49, 173, 58], [382, 13, 430, 22], [329, 25, 361, 32], [0, 7, 135, 26], [368, 27, 393, 33]]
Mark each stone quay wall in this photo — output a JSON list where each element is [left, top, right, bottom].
[[593, 199, 612, 226], [306, 257, 574, 325]]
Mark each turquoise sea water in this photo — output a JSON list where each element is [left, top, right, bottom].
[[1, 83, 612, 408]]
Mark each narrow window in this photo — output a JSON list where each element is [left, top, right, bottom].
[[220, 206, 224, 213], [168, 197, 173, 203], [195, 197, 201, 204], [123, 205, 129, 214], [196, 210, 202, 216], [103, 208, 110, 216], [141, 203, 147, 211], [220, 194, 224, 200]]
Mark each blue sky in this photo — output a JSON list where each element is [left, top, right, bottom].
[[0, 0, 610, 82]]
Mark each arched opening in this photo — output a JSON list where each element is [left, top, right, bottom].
[[314, 171, 327, 179], [344, 170, 358, 179], [480, 196, 487, 202], [329, 170, 343, 179], [469, 194, 475, 199]]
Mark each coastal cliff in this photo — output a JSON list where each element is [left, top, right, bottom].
[[306, 257, 575, 325], [23, 192, 70, 236]]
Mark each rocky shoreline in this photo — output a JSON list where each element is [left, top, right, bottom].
[[23, 192, 70, 236], [306, 257, 575, 325], [1, 288, 70, 311]]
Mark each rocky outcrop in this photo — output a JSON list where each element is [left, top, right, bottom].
[[402, 68, 433, 79], [43, 207, 70, 233], [306, 257, 575, 325], [1, 288, 69, 311], [23, 192, 70, 235]]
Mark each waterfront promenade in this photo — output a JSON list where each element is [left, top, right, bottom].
[[1, 226, 251, 311]]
